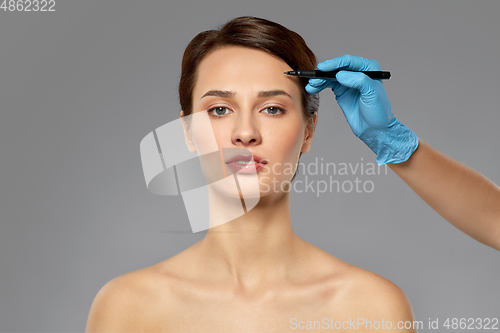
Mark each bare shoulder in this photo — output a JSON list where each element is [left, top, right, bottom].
[[85, 244, 199, 332], [346, 265, 413, 312], [85, 267, 172, 332], [329, 260, 417, 330], [301, 242, 415, 324]]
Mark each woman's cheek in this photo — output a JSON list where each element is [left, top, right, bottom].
[[214, 129, 230, 148], [282, 126, 304, 157]]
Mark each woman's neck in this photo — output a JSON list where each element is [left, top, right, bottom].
[[196, 191, 306, 291]]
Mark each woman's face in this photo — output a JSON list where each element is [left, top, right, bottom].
[[185, 46, 315, 195]]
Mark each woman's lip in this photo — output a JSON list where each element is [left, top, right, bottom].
[[226, 160, 265, 173], [225, 154, 267, 164]]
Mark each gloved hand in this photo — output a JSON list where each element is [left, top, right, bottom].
[[305, 54, 419, 165]]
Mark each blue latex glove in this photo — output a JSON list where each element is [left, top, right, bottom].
[[305, 54, 419, 165]]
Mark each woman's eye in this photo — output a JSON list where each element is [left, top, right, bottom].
[[208, 107, 231, 117], [262, 106, 285, 116], [208, 106, 286, 117]]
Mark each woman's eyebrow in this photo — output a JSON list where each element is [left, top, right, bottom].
[[258, 90, 292, 99], [200, 90, 292, 100], [201, 90, 235, 99]]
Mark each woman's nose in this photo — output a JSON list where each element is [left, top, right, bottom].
[[230, 113, 262, 146]]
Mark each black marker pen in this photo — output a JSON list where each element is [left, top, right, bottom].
[[285, 69, 391, 80]]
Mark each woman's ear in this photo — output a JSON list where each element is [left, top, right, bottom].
[[301, 111, 317, 153], [180, 110, 197, 153]]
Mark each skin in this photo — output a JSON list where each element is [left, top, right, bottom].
[[85, 46, 417, 332]]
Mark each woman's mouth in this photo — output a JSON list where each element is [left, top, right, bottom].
[[225, 154, 267, 174]]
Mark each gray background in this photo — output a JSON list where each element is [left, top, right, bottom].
[[1, 0, 499, 331]]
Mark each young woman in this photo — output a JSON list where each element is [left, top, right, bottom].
[[86, 16, 500, 332]]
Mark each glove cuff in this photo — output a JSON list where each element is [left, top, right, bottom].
[[359, 118, 419, 166]]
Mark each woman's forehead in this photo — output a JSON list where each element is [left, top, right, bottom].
[[193, 46, 301, 99]]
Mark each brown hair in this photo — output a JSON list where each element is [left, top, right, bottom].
[[178, 16, 319, 181]]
